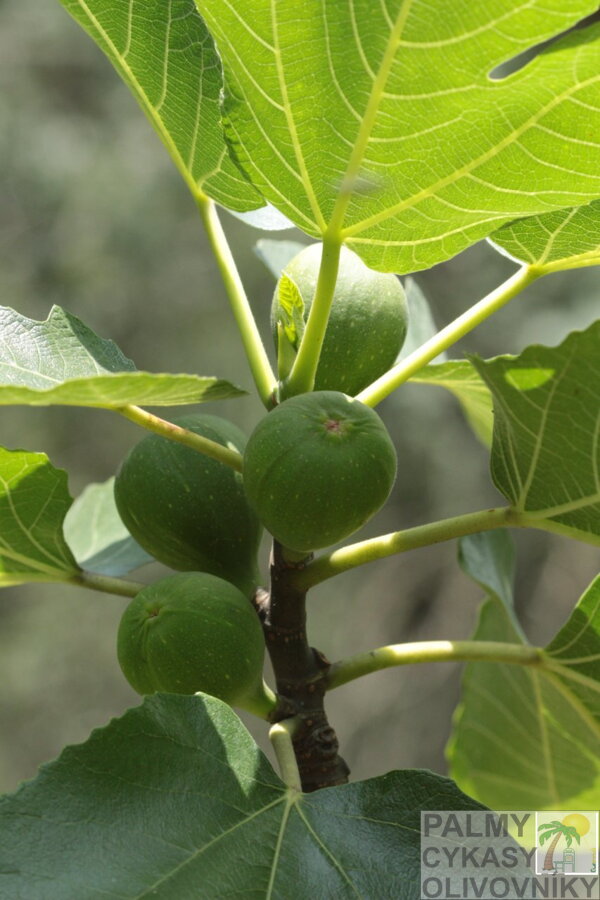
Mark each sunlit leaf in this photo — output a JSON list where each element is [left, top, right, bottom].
[[197, 0, 600, 272], [57, 0, 262, 211], [0, 306, 244, 407], [473, 322, 600, 544], [491, 199, 600, 271], [0, 448, 78, 586]]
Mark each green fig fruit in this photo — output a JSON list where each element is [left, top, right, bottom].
[[114, 414, 262, 597], [117, 572, 274, 717], [243, 391, 397, 553], [271, 243, 408, 395]]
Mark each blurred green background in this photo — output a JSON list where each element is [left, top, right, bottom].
[[0, 0, 598, 793]]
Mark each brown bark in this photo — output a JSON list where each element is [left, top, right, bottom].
[[258, 541, 350, 792]]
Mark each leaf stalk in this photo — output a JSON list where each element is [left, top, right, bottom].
[[327, 640, 544, 691], [293, 507, 516, 590], [282, 234, 342, 398], [70, 571, 145, 598], [197, 197, 277, 407], [357, 265, 541, 407], [117, 405, 244, 471], [269, 718, 303, 791]]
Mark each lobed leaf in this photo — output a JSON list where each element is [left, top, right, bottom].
[[197, 0, 600, 273], [0, 306, 244, 407], [0, 693, 486, 899], [0, 447, 78, 586], [63, 478, 153, 576], [473, 321, 600, 545], [490, 199, 600, 271], [56, 0, 262, 212], [448, 532, 600, 809]]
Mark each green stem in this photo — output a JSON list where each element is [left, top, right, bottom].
[[70, 571, 145, 598], [292, 507, 516, 590], [240, 681, 279, 721], [327, 640, 544, 691], [356, 265, 541, 407], [269, 717, 302, 791], [197, 197, 277, 407], [282, 234, 342, 398], [117, 405, 243, 472]]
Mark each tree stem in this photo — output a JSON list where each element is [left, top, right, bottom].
[[197, 197, 277, 407], [261, 542, 350, 792], [282, 235, 342, 398], [357, 265, 541, 407], [117, 405, 243, 471], [69, 571, 145, 598], [327, 640, 544, 690], [293, 507, 516, 590]]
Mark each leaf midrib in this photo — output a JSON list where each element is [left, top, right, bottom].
[[328, 0, 415, 234]]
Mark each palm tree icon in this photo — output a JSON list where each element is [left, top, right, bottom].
[[538, 814, 590, 872]]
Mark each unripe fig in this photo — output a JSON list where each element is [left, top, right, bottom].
[[114, 414, 261, 597], [117, 573, 274, 716], [271, 243, 408, 395], [243, 391, 397, 553]]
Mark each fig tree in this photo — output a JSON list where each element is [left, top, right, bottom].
[[114, 414, 261, 597], [117, 572, 274, 717], [271, 243, 408, 395], [243, 391, 397, 553]]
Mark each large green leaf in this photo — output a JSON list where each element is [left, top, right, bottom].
[[0, 692, 485, 899], [411, 360, 493, 445], [196, 0, 600, 273], [473, 321, 600, 545], [448, 532, 600, 809], [0, 448, 79, 586], [64, 478, 152, 576], [57, 0, 262, 212], [491, 199, 600, 271], [0, 306, 244, 407]]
